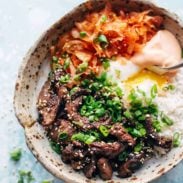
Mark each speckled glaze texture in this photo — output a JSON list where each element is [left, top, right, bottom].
[[14, 0, 183, 182]]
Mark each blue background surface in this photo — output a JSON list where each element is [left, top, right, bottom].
[[0, 0, 183, 182]]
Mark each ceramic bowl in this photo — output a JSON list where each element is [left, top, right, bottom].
[[14, 0, 183, 182]]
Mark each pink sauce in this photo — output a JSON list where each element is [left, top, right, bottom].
[[131, 30, 182, 67]]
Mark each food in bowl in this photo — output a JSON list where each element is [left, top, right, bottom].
[[37, 3, 182, 180]]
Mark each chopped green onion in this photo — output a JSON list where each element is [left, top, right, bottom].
[[129, 128, 146, 137], [52, 63, 62, 70], [163, 84, 175, 91], [41, 180, 54, 183], [173, 132, 181, 147], [134, 143, 143, 152], [71, 132, 97, 144], [58, 132, 68, 140], [161, 112, 174, 126], [70, 87, 79, 95], [98, 34, 108, 43], [100, 15, 107, 23], [73, 74, 81, 81], [99, 125, 109, 137], [18, 170, 35, 183], [80, 31, 87, 38], [134, 110, 142, 117], [115, 86, 123, 97], [115, 69, 121, 79], [139, 128, 146, 136], [128, 89, 138, 102], [76, 62, 88, 73], [88, 115, 95, 122], [85, 136, 97, 144], [151, 84, 158, 98], [95, 34, 109, 48], [50, 141, 61, 154], [102, 59, 110, 69], [95, 108, 106, 117], [52, 56, 58, 63], [152, 120, 163, 132], [63, 57, 70, 70], [118, 152, 128, 161], [10, 148, 22, 161], [59, 74, 70, 84], [124, 110, 133, 119]]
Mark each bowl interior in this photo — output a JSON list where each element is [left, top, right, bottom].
[[14, 0, 183, 182]]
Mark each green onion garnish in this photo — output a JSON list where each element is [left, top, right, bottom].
[[124, 110, 133, 119], [59, 74, 70, 84], [151, 84, 158, 98], [80, 31, 87, 38], [134, 143, 143, 152], [18, 170, 35, 183], [99, 125, 109, 137], [58, 132, 68, 140], [41, 180, 54, 183], [100, 15, 107, 23], [95, 34, 109, 48], [76, 62, 88, 73], [163, 84, 175, 91], [71, 132, 97, 144], [10, 148, 22, 161], [118, 152, 128, 161], [52, 56, 58, 63], [173, 132, 181, 147], [50, 141, 61, 154], [63, 57, 70, 70], [160, 112, 174, 126]]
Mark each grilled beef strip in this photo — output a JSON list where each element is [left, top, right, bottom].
[[110, 123, 136, 146], [145, 115, 172, 152], [83, 157, 97, 179], [89, 141, 124, 159], [97, 157, 113, 180], [37, 81, 61, 126], [118, 151, 146, 178], [48, 119, 76, 141]]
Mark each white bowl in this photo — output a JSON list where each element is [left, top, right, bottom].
[[14, 0, 183, 182]]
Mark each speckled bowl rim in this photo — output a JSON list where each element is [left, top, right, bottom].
[[14, 0, 183, 183]]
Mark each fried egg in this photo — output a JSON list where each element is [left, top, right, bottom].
[[107, 57, 168, 96]]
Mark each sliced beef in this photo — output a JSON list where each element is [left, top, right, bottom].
[[118, 152, 146, 178], [61, 144, 73, 163], [110, 123, 136, 146], [71, 160, 84, 170], [90, 141, 124, 159], [49, 119, 75, 141], [65, 96, 91, 128], [97, 157, 113, 180], [50, 69, 70, 98], [83, 157, 96, 178], [72, 140, 84, 148], [57, 86, 69, 100], [71, 87, 91, 100], [145, 115, 172, 152], [61, 142, 87, 164], [37, 81, 61, 125]]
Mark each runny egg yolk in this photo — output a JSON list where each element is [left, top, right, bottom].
[[124, 69, 169, 91]]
